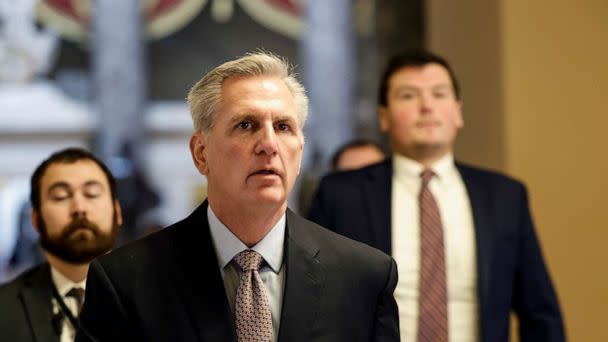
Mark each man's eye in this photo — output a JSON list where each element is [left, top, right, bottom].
[[277, 122, 290, 131], [84, 191, 101, 199], [83, 184, 103, 198], [50, 192, 70, 201], [434, 92, 448, 98], [237, 121, 252, 129], [397, 92, 415, 99]]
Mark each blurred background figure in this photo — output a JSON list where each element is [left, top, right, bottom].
[[298, 138, 386, 215], [297, 139, 386, 213], [0, 147, 121, 341], [309, 51, 566, 342], [332, 139, 386, 171]]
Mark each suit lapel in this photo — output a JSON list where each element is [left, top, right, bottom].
[[172, 202, 236, 342], [456, 163, 493, 334], [362, 161, 393, 254], [277, 210, 324, 342], [19, 264, 58, 342]]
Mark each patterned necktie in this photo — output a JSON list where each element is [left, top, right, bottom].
[[417, 170, 448, 342], [66, 287, 85, 315], [234, 250, 273, 342]]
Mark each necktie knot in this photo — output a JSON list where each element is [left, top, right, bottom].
[[234, 250, 264, 272], [420, 169, 435, 186], [66, 287, 85, 313]]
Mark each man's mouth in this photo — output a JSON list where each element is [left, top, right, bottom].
[[250, 168, 282, 179], [64, 226, 96, 242], [75, 225, 96, 231], [416, 121, 440, 128], [253, 169, 278, 176], [64, 218, 99, 237]]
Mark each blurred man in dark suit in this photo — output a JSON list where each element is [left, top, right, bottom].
[[309, 51, 565, 342], [0, 148, 122, 341], [332, 139, 386, 171], [76, 52, 399, 342], [299, 139, 386, 215]]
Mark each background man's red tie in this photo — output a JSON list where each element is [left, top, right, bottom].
[[417, 170, 448, 342]]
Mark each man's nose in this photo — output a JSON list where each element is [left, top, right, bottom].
[[254, 124, 279, 155], [70, 193, 87, 217], [420, 93, 433, 114]]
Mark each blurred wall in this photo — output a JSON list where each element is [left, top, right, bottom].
[[427, 0, 608, 340], [426, 0, 505, 171]]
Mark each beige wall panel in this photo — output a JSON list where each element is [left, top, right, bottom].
[[429, 0, 608, 340], [504, 1, 608, 340]]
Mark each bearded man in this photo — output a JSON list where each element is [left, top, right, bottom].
[[0, 147, 122, 342]]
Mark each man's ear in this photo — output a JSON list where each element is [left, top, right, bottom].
[[189, 132, 209, 175], [114, 200, 123, 226], [455, 100, 464, 129], [378, 106, 390, 132], [31, 208, 40, 233]]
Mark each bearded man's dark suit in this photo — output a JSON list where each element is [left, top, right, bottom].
[[308, 160, 565, 342], [0, 263, 58, 342], [76, 201, 399, 342]]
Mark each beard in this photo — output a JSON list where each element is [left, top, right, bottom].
[[38, 212, 120, 264]]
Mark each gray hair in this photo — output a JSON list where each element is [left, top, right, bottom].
[[187, 51, 308, 133]]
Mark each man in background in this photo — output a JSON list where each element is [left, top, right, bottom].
[[298, 139, 386, 215], [332, 139, 386, 171], [0, 147, 122, 341], [309, 51, 565, 342], [76, 52, 399, 342]]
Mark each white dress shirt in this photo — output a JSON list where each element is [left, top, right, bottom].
[[207, 206, 285, 342], [50, 267, 86, 342], [392, 153, 479, 342]]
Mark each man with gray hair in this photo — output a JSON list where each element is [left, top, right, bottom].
[[76, 52, 399, 342]]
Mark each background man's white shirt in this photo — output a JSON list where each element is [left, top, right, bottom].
[[392, 153, 479, 341]]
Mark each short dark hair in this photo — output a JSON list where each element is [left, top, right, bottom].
[[331, 139, 384, 170], [30, 147, 117, 211], [378, 50, 461, 106]]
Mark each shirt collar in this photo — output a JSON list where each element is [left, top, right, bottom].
[[50, 267, 86, 297], [207, 205, 285, 274], [393, 152, 456, 185]]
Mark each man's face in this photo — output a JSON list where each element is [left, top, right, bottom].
[[379, 63, 463, 159], [336, 145, 385, 171], [190, 76, 304, 211], [33, 160, 122, 264]]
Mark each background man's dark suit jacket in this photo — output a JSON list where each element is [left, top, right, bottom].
[[0, 263, 58, 342], [308, 160, 566, 342], [76, 201, 399, 342]]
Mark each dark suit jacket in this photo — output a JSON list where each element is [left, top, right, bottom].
[[76, 201, 399, 342], [0, 263, 58, 342], [308, 160, 566, 342]]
